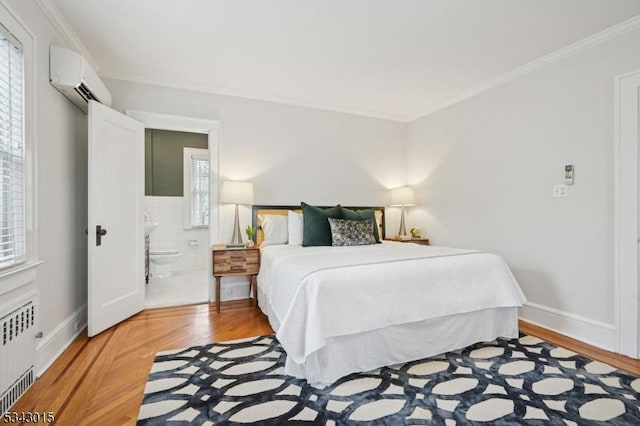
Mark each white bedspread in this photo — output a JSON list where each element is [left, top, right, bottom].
[[258, 242, 526, 365]]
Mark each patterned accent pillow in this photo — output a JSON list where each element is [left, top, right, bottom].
[[327, 218, 376, 246]]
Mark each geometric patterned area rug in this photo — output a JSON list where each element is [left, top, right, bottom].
[[137, 334, 640, 425]]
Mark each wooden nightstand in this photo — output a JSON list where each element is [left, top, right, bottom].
[[385, 238, 430, 246], [212, 245, 260, 312]]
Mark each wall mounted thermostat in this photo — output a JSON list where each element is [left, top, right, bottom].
[[564, 164, 574, 185]]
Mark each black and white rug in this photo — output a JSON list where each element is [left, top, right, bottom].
[[138, 335, 640, 425]]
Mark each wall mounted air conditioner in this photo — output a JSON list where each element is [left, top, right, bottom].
[[49, 46, 112, 114]]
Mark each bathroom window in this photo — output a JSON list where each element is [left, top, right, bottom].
[[183, 148, 209, 228], [0, 24, 25, 270]]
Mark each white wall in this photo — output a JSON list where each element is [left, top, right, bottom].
[[407, 28, 640, 350], [0, 0, 89, 375], [145, 196, 208, 272], [106, 78, 408, 243]]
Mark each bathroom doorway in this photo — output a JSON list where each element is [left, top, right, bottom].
[[127, 111, 220, 309], [144, 129, 209, 308]]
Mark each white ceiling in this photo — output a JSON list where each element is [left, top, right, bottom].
[[52, 0, 640, 121]]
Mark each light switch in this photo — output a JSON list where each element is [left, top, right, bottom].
[[553, 184, 568, 198]]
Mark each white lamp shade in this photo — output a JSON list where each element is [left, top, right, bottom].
[[389, 186, 416, 206], [221, 181, 254, 205]]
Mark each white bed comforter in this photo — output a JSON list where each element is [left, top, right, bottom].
[[258, 242, 526, 365]]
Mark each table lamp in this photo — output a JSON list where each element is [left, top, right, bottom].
[[389, 186, 415, 239], [221, 181, 254, 246]]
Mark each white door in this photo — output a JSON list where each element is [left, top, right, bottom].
[[88, 100, 145, 336]]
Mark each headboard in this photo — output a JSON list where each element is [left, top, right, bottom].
[[252, 205, 385, 247]]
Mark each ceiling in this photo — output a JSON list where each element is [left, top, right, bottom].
[[52, 0, 640, 121]]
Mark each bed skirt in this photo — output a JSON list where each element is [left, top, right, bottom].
[[259, 286, 518, 384]]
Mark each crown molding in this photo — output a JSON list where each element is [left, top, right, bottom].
[[408, 14, 640, 122], [35, 0, 99, 72], [100, 70, 410, 122]]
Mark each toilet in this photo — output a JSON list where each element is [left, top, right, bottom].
[[149, 249, 182, 278]]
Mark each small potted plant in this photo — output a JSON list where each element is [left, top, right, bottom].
[[245, 225, 257, 247], [410, 227, 421, 239]]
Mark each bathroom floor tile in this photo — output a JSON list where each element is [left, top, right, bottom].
[[145, 269, 209, 309]]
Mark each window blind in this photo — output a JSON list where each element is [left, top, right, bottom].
[[190, 156, 209, 227], [0, 25, 25, 270]]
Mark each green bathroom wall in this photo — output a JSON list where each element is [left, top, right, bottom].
[[145, 129, 208, 196]]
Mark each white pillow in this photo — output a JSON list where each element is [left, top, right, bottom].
[[259, 214, 288, 246], [288, 210, 303, 245]]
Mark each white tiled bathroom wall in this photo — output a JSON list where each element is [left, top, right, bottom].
[[145, 196, 209, 273]]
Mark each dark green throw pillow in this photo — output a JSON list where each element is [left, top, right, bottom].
[[301, 202, 342, 246], [340, 207, 381, 242]]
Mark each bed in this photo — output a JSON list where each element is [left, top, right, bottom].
[[254, 205, 526, 384]]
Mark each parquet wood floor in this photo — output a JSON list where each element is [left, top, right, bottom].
[[8, 302, 640, 425], [10, 300, 272, 425], [519, 320, 640, 376]]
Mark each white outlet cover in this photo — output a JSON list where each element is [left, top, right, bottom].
[[552, 184, 569, 198]]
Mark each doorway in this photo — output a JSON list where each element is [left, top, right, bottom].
[[126, 110, 220, 309], [144, 129, 209, 308]]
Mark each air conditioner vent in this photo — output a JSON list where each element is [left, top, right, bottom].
[[49, 46, 112, 114], [76, 82, 97, 102]]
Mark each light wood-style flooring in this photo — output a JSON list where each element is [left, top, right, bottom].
[[10, 301, 640, 425], [11, 300, 272, 425]]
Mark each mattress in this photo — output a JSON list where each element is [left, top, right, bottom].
[[257, 242, 526, 383]]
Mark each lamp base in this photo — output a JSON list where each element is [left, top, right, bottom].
[[397, 206, 408, 236], [230, 204, 243, 245]]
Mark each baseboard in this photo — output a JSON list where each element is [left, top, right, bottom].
[[35, 304, 87, 377], [519, 302, 616, 352]]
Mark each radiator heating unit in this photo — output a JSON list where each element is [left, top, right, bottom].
[[0, 299, 36, 414]]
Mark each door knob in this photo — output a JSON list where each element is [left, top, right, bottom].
[[96, 225, 108, 246]]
